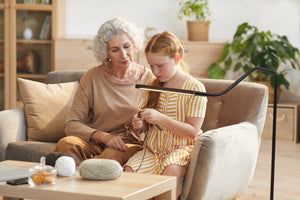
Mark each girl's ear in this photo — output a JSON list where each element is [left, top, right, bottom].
[[174, 53, 180, 65]]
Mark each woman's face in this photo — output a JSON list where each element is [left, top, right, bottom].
[[146, 52, 177, 83], [107, 33, 134, 68]]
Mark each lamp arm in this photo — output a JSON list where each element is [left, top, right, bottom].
[[136, 66, 277, 200], [137, 67, 276, 97]]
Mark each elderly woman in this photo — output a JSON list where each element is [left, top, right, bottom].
[[53, 17, 153, 166]]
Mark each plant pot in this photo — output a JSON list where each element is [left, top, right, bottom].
[[253, 81, 281, 103], [186, 20, 209, 41]]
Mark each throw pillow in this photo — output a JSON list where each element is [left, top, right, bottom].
[[17, 78, 78, 142]]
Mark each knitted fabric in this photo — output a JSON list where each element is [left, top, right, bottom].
[[79, 159, 123, 180]]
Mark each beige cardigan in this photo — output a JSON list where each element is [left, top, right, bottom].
[[64, 66, 153, 143]]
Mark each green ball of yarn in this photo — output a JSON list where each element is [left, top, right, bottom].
[[79, 159, 123, 180]]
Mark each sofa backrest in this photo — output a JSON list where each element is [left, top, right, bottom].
[[46, 70, 86, 84], [46, 70, 268, 137], [199, 78, 268, 137]]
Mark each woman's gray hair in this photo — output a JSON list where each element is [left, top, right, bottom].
[[93, 17, 144, 63]]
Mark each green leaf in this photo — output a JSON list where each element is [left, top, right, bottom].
[[234, 62, 242, 71], [234, 23, 249, 38], [270, 73, 289, 89], [224, 57, 232, 70], [218, 44, 230, 62], [178, 0, 211, 21], [207, 63, 225, 79]]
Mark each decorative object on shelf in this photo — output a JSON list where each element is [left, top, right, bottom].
[[23, 28, 33, 40], [177, 0, 211, 41], [17, 51, 40, 73], [136, 66, 278, 200], [22, 16, 33, 40], [208, 22, 300, 102]]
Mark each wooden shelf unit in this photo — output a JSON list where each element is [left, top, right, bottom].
[[0, 0, 65, 110], [54, 38, 225, 79]]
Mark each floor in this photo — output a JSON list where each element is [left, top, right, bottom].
[[238, 139, 300, 200]]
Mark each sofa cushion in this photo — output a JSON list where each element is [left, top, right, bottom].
[[17, 78, 78, 142], [5, 141, 56, 163]]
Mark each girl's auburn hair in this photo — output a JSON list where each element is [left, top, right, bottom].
[[142, 31, 187, 109]]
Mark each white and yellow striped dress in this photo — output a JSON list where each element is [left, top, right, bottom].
[[125, 76, 207, 174]]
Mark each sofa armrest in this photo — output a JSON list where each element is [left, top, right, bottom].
[[0, 108, 26, 161], [180, 122, 260, 200]]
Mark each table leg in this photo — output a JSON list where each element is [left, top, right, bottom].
[[160, 188, 176, 200]]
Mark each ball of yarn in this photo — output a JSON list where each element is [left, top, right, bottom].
[[46, 152, 77, 167], [79, 159, 123, 180], [55, 156, 76, 177]]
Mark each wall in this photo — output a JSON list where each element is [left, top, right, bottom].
[[65, 0, 300, 46], [64, 0, 300, 101]]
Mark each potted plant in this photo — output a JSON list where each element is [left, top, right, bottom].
[[178, 0, 212, 41], [208, 22, 300, 102]]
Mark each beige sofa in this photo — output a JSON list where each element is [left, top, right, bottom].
[[0, 70, 268, 200]]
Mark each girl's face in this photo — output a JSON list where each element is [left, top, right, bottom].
[[107, 33, 134, 68], [146, 52, 179, 83]]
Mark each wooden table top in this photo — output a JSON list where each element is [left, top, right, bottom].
[[0, 160, 176, 200]]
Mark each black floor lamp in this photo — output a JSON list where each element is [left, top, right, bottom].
[[136, 66, 277, 200]]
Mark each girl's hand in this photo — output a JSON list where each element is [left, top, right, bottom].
[[195, 129, 204, 138], [141, 108, 163, 125], [132, 114, 143, 130]]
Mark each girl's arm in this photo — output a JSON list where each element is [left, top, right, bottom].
[[141, 108, 204, 139]]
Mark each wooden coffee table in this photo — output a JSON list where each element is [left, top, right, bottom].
[[0, 160, 176, 200]]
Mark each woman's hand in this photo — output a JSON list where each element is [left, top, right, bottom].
[[132, 114, 143, 130], [102, 134, 127, 151], [140, 108, 163, 125], [91, 131, 127, 151]]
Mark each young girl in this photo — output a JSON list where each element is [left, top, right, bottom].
[[124, 31, 207, 198]]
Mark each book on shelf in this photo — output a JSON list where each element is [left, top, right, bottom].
[[24, 0, 51, 4], [39, 14, 51, 40]]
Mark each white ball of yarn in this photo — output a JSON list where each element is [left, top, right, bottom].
[[79, 159, 123, 180], [55, 156, 76, 177]]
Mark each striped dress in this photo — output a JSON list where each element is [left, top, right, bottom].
[[125, 76, 207, 174]]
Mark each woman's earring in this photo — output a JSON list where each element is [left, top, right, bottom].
[[106, 57, 112, 62]]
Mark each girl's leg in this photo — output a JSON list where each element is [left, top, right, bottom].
[[160, 164, 187, 200], [124, 166, 134, 172]]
